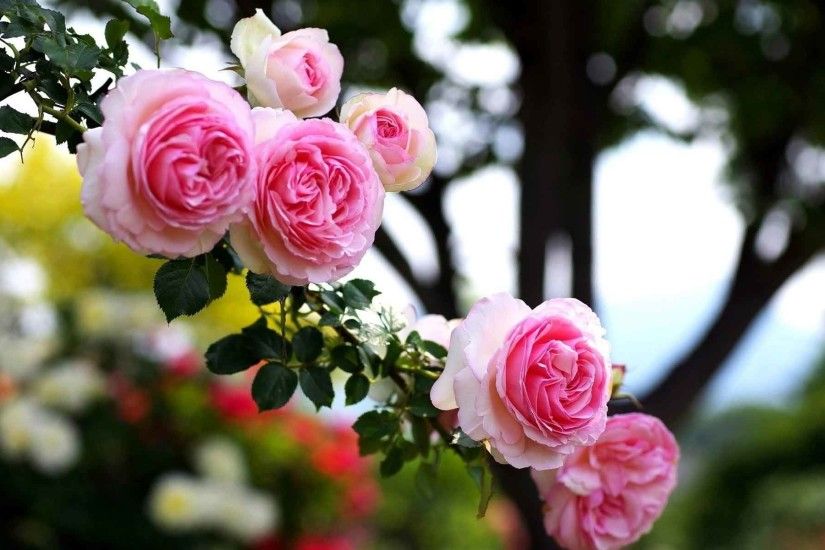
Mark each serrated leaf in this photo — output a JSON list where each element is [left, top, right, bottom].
[[123, 0, 173, 39], [203, 253, 228, 301], [344, 373, 370, 405], [251, 361, 298, 410], [154, 259, 208, 322], [320, 290, 345, 314], [341, 279, 379, 309], [241, 317, 288, 359], [318, 312, 340, 327], [299, 366, 334, 409], [292, 326, 323, 363], [353, 410, 398, 440], [32, 36, 100, 74], [0, 137, 17, 158], [422, 340, 448, 359], [104, 18, 129, 50], [380, 445, 404, 477], [246, 271, 290, 305], [204, 334, 260, 375], [0, 106, 36, 134], [409, 393, 440, 417], [330, 345, 361, 373]]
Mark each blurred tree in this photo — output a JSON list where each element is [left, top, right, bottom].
[[45, 0, 825, 547], [639, 352, 825, 549]]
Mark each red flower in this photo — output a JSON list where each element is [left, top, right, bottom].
[[294, 535, 355, 550]]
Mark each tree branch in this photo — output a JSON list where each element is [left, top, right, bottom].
[[643, 224, 822, 427]]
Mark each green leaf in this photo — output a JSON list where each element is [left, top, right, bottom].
[[246, 271, 290, 305], [330, 345, 361, 373], [318, 312, 340, 327], [299, 366, 334, 409], [344, 373, 370, 405], [292, 326, 323, 363], [123, 0, 173, 39], [152, 256, 226, 322], [353, 410, 398, 441], [251, 361, 298, 410], [242, 317, 288, 359], [32, 36, 100, 75], [203, 253, 228, 301], [406, 330, 423, 347], [104, 19, 129, 50], [380, 445, 404, 477], [409, 394, 440, 418], [343, 318, 361, 329], [422, 340, 448, 359], [0, 137, 17, 159], [0, 106, 37, 134], [452, 430, 482, 449], [467, 464, 494, 518], [204, 334, 260, 375], [341, 279, 379, 309], [320, 290, 345, 314], [411, 416, 431, 455]]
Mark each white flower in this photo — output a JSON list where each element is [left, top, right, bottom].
[[0, 398, 40, 458], [213, 484, 279, 542], [148, 474, 206, 531], [28, 412, 81, 474], [33, 360, 104, 413], [193, 437, 248, 484], [230, 9, 281, 68]]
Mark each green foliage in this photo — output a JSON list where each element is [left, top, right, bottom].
[[252, 361, 298, 411], [0, 0, 175, 156], [246, 271, 291, 305], [641, 352, 825, 549], [152, 254, 227, 322], [298, 366, 334, 409]]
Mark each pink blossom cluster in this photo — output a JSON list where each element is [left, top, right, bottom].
[[430, 295, 680, 549], [77, 10, 436, 285]]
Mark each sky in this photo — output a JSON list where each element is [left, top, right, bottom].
[[7, 0, 823, 414]]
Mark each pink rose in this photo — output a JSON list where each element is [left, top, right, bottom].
[[431, 293, 611, 470], [231, 10, 344, 118], [340, 88, 437, 192], [533, 413, 680, 550], [77, 69, 256, 258], [230, 108, 384, 285]]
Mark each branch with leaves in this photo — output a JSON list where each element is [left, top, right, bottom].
[[0, 2, 683, 548]]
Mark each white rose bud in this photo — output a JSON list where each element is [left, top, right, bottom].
[[231, 10, 344, 118]]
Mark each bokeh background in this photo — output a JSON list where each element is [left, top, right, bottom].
[[1, 0, 824, 548]]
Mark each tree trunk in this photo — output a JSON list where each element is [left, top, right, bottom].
[[489, 2, 599, 548]]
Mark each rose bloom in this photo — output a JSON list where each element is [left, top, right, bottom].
[[431, 293, 611, 470], [230, 108, 384, 285], [231, 10, 343, 118], [77, 69, 257, 258], [533, 413, 679, 550], [340, 88, 437, 192]]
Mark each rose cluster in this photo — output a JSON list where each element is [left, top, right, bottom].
[[77, 9, 436, 286], [429, 294, 680, 549]]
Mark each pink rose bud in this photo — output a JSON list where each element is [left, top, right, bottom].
[[431, 293, 612, 470], [230, 108, 384, 285], [231, 10, 344, 118], [340, 88, 437, 192], [532, 413, 680, 550], [77, 69, 257, 258]]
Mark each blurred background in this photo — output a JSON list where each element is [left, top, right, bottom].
[[1, 0, 824, 548]]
